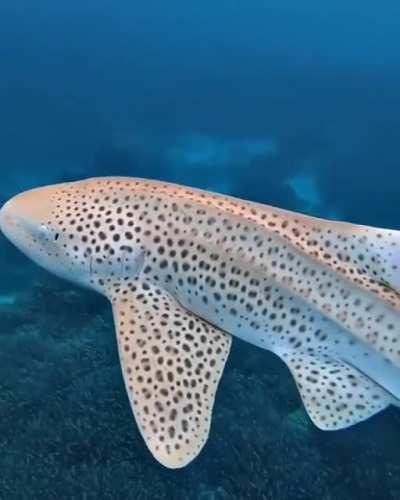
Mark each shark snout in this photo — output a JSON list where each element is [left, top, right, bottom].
[[0, 185, 56, 233], [0, 186, 61, 269], [0, 198, 17, 239], [0, 186, 56, 251]]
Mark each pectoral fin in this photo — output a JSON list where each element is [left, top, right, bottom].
[[110, 281, 231, 468]]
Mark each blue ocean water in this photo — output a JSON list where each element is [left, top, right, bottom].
[[1, 1, 400, 498]]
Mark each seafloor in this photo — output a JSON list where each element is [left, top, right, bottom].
[[0, 246, 399, 500]]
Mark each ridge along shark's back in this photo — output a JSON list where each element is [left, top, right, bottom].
[[1, 176, 400, 468]]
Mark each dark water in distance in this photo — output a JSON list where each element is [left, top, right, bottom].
[[1, 1, 400, 498]]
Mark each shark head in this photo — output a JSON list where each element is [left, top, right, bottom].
[[0, 179, 145, 291]]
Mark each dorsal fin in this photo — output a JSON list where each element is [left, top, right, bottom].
[[109, 280, 231, 468]]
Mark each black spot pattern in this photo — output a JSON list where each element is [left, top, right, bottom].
[[111, 280, 231, 468], [45, 177, 400, 375], [17, 176, 400, 466]]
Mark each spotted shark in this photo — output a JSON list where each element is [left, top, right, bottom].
[[1, 177, 400, 468]]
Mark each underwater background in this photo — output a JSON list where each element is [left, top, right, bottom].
[[1, 1, 400, 498]]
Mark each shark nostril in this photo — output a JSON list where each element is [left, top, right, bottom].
[[2, 212, 13, 225]]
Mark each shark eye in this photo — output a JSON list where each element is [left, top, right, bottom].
[[38, 224, 51, 240], [38, 224, 59, 242]]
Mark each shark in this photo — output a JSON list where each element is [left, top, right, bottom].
[[1, 176, 400, 468]]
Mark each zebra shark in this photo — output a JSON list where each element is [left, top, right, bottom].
[[1, 176, 400, 468]]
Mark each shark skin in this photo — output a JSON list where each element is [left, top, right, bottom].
[[1, 176, 400, 468]]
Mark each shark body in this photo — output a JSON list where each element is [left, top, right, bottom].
[[1, 176, 400, 468]]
